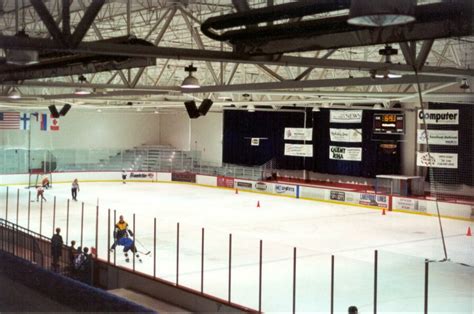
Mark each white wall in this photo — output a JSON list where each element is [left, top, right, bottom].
[[190, 112, 223, 165], [159, 112, 191, 151], [0, 110, 161, 150]]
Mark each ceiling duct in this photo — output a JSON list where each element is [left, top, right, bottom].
[[201, 0, 473, 55], [0, 36, 156, 82]]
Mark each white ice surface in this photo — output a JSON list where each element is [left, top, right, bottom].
[[1, 182, 472, 313]]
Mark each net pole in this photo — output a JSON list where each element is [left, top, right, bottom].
[[153, 218, 156, 278], [16, 189, 19, 224], [66, 199, 69, 245], [414, 70, 448, 261], [27, 191, 31, 230], [201, 227, 204, 293]]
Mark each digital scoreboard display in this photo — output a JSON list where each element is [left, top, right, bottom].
[[373, 113, 405, 134]]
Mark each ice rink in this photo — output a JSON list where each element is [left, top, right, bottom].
[[1, 181, 473, 313]]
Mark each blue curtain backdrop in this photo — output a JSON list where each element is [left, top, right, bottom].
[[222, 108, 313, 169], [222, 108, 401, 178]]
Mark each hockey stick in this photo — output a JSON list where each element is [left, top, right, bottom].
[[134, 238, 151, 255], [138, 250, 151, 256]]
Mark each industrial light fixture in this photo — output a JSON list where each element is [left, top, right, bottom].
[[154, 109, 160, 114], [8, 88, 21, 99], [312, 106, 320, 112], [74, 75, 91, 95], [247, 104, 256, 112], [5, 30, 39, 65], [347, 0, 416, 27], [369, 45, 403, 79], [460, 78, 470, 90], [181, 64, 200, 89]]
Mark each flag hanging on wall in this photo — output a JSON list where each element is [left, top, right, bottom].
[[20, 113, 30, 130], [50, 115, 60, 131], [40, 113, 48, 131], [0, 112, 20, 129]]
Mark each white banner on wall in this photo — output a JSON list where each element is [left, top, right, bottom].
[[330, 110, 362, 123], [329, 146, 362, 161], [329, 128, 362, 142], [417, 129, 458, 146], [416, 152, 458, 169], [284, 128, 313, 141], [284, 144, 313, 157], [417, 109, 459, 125]]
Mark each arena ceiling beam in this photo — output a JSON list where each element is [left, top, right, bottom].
[[190, 75, 458, 93], [0, 35, 472, 79]]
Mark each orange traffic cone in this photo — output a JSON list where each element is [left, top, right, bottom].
[[382, 208, 386, 215], [257, 201, 260, 208], [467, 226, 472, 237], [235, 188, 238, 194]]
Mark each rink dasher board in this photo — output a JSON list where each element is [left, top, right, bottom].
[[0, 171, 472, 221]]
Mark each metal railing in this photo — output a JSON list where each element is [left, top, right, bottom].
[[0, 147, 265, 181]]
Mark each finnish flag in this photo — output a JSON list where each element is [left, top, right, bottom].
[[20, 113, 30, 130]]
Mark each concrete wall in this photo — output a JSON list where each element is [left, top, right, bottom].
[[159, 112, 191, 151], [190, 112, 223, 166], [0, 111, 161, 150]]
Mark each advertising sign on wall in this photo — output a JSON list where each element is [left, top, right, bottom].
[[284, 128, 313, 141], [359, 193, 388, 208], [284, 144, 313, 157], [417, 109, 459, 125], [255, 182, 268, 191], [235, 180, 253, 190], [416, 129, 458, 146], [251, 138, 260, 146], [330, 110, 363, 123], [274, 184, 296, 197], [416, 152, 458, 169], [171, 172, 196, 183], [330, 190, 345, 201], [217, 176, 235, 188], [329, 146, 362, 161], [329, 128, 362, 143], [128, 172, 155, 181]]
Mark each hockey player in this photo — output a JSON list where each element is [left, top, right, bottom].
[[71, 178, 80, 201], [121, 170, 127, 184], [110, 215, 141, 262], [119, 237, 142, 263], [42, 176, 50, 189], [36, 185, 46, 202]]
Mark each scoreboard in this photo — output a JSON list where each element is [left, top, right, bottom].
[[373, 113, 405, 134]]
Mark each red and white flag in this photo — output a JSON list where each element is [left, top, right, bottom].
[[50, 115, 60, 131]]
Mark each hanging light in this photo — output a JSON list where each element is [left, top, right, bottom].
[[74, 75, 91, 95], [181, 64, 200, 89], [5, 30, 39, 65], [247, 104, 255, 112], [347, 0, 416, 27], [8, 88, 21, 99]]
